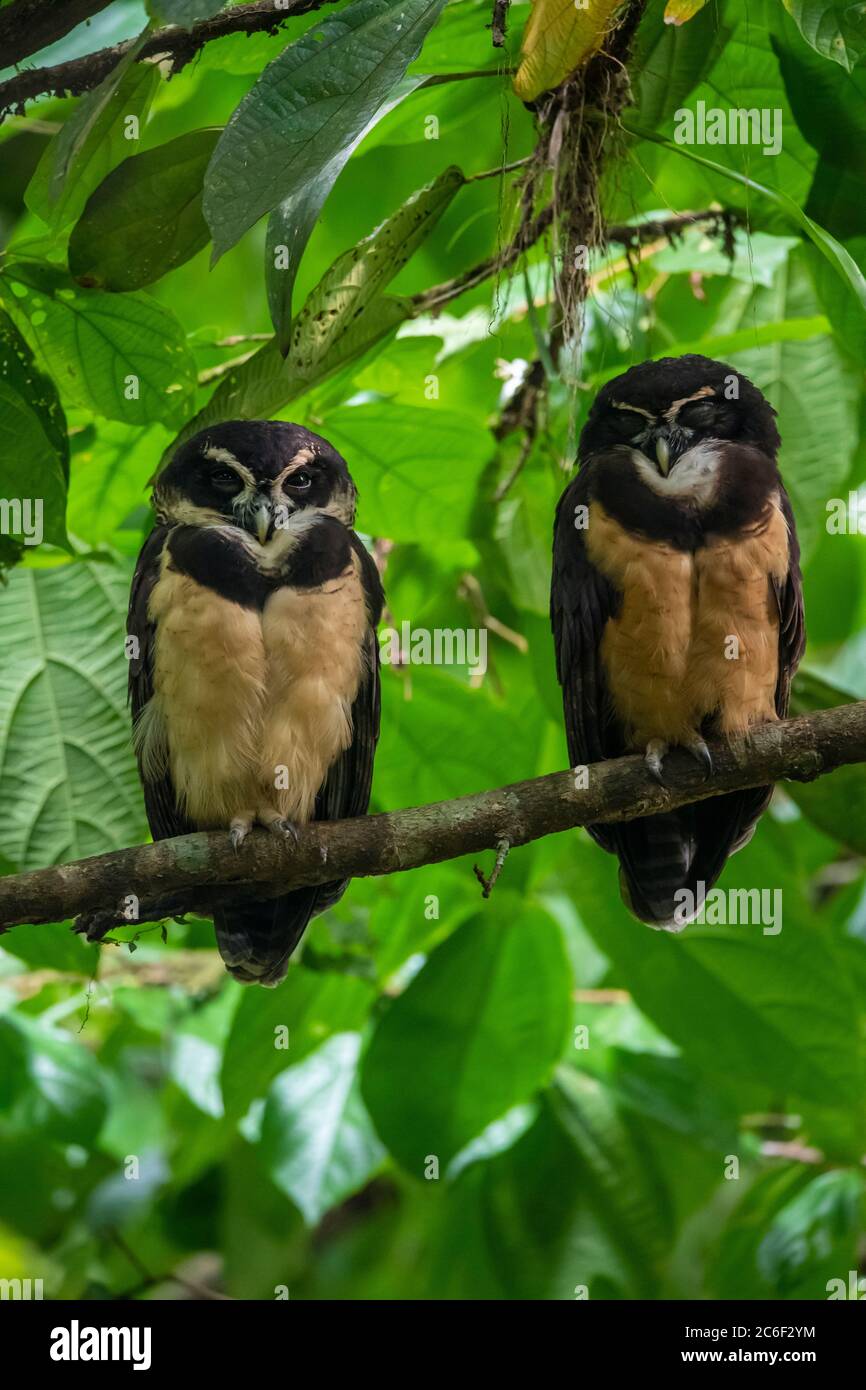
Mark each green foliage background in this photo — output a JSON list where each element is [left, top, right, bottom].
[[0, 0, 865, 1299]]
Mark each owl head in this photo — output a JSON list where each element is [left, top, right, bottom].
[[154, 421, 356, 542]]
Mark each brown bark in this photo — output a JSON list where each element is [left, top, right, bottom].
[[0, 701, 863, 934]]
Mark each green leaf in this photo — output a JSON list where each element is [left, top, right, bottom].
[[0, 309, 69, 552], [569, 828, 866, 1112], [265, 76, 423, 352], [756, 1169, 864, 1294], [623, 116, 866, 321], [0, 921, 95, 975], [0, 558, 147, 870], [0, 1015, 107, 1144], [67, 421, 170, 545], [203, 0, 448, 259], [260, 1032, 385, 1225], [787, 671, 866, 853], [631, 0, 730, 128], [784, 0, 866, 71], [68, 129, 221, 292], [0, 261, 196, 427], [26, 44, 159, 232], [322, 402, 491, 543], [551, 1068, 673, 1293], [361, 900, 572, 1173], [286, 165, 463, 377], [221, 968, 374, 1119], [167, 168, 461, 455]]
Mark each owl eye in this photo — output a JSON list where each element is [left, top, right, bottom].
[[285, 469, 313, 491], [678, 401, 718, 429], [610, 409, 646, 437], [210, 468, 241, 490]]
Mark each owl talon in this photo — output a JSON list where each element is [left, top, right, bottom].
[[644, 739, 669, 784], [683, 736, 713, 779], [271, 818, 300, 846], [230, 818, 251, 853]]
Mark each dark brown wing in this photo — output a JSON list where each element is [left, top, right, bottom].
[[551, 466, 623, 851], [312, 534, 384, 912], [128, 524, 194, 841]]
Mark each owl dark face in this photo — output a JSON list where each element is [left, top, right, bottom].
[[579, 354, 780, 476], [155, 421, 356, 541]]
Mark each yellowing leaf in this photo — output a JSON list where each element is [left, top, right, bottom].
[[663, 0, 709, 24], [513, 0, 623, 102]]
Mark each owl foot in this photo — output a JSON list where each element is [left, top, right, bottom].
[[259, 809, 300, 845], [644, 735, 713, 785], [682, 734, 713, 779], [230, 814, 254, 852], [644, 739, 669, 784]]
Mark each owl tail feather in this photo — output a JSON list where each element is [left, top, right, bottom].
[[613, 787, 773, 930], [213, 890, 319, 987]]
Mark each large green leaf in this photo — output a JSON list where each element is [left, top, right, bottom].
[[784, 0, 866, 71], [787, 671, 866, 853], [630, 0, 730, 128], [26, 44, 159, 232], [722, 254, 860, 559], [221, 968, 375, 1120], [0, 261, 196, 428], [260, 1032, 385, 1225], [570, 829, 866, 1112], [203, 0, 448, 259], [361, 900, 572, 1173], [68, 129, 221, 292], [623, 117, 866, 319], [0, 558, 146, 871], [0, 310, 69, 552], [322, 401, 491, 543], [67, 421, 170, 545], [0, 1015, 107, 1144], [265, 75, 423, 352], [550, 1067, 673, 1294], [167, 168, 461, 457]]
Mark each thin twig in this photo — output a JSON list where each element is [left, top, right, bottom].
[[473, 838, 511, 897]]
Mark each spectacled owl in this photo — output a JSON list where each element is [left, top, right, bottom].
[[127, 421, 383, 984], [551, 355, 805, 926]]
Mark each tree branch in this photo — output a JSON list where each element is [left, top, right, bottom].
[[0, 702, 863, 935], [0, 0, 329, 120], [0, 0, 113, 68]]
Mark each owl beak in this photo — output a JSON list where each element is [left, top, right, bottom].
[[254, 499, 274, 543], [655, 436, 671, 476]]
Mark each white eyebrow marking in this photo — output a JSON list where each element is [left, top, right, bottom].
[[611, 400, 655, 420], [271, 447, 318, 495], [202, 445, 257, 489], [664, 385, 715, 422]]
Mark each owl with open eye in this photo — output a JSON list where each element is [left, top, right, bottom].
[[551, 355, 805, 926], [126, 421, 383, 985]]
